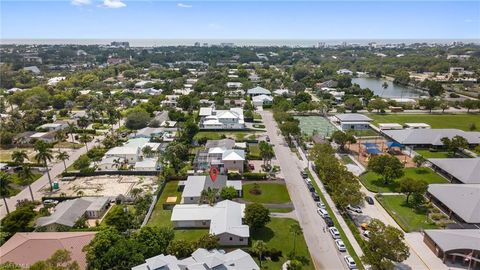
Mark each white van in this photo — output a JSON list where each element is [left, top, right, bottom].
[[317, 208, 329, 218]]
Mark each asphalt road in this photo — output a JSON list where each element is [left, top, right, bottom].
[[0, 121, 123, 219], [260, 111, 348, 270]]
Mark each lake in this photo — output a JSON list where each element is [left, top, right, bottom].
[[352, 77, 424, 98]]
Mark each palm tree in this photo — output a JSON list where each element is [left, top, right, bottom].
[[259, 141, 274, 167], [54, 131, 67, 143], [19, 165, 35, 201], [142, 145, 153, 158], [56, 151, 70, 172], [11, 150, 28, 165], [77, 116, 89, 130], [252, 240, 268, 268], [34, 141, 54, 191], [67, 122, 77, 143], [78, 133, 92, 151], [200, 187, 218, 206], [0, 172, 12, 214], [289, 223, 303, 256]]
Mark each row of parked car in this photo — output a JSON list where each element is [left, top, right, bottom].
[[302, 169, 357, 269]]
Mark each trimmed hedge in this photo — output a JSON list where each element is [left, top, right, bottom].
[[243, 172, 268, 180]]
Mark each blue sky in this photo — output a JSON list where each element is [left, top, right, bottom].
[[1, 1, 479, 39]]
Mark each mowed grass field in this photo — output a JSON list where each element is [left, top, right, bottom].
[[251, 218, 314, 270], [368, 114, 480, 131], [376, 195, 439, 232], [360, 167, 448, 193], [243, 183, 291, 204]]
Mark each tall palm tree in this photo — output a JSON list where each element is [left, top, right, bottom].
[[11, 150, 28, 165], [252, 240, 268, 268], [67, 122, 77, 143], [200, 187, 218, 206], [34, 141, 54, 191], [78, 133, 92, 151], [54, 131, 67, 143], [19, 165, 35, 201], [289, 223, 303, 256], [56, 151, 70, 172], [0, 172, 12, 214], [77, 116, 89, 130]]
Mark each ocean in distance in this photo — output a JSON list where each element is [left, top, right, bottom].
[[1, 39, 479, 47]]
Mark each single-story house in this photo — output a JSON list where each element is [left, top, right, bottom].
[[171, 200, 249, 246], [247, 86, 271, 97], [181, 175, 242, 204], [23, 66, 41, 74], [226, 82, 243, 88], [428, 158, 480, 184], [427, 184, 480, 224], [337, 69, 353, 75], [423, 229, 480, 268], [131, 248, 259, 270], [382, 129, 480, 147], [36, 197, 110, 231], [273, 88, 291, 96], [134, 158, 158, 171], [252, 94, 273, 107], [0, 232, 96, 270], [29, 132, 57, 143], [332, 114, 373, 130], [104, 146, 141, 164], [37, 121, 69, 132]]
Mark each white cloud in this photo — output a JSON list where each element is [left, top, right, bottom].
[[103, 0, 126, 8], [177, 3, 192, 8], [71, 0, 91, 6]]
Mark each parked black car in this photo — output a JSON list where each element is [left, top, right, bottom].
[[324, 216, 334, 227], [306, 183, 315, 192], [301, 171, 308, 179], [365, 196, 374, 205], [311, 192, 320, 201]]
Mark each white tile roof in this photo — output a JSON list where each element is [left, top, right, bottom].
[[334, 113, 372, 122], [247, 86, 271, 95], [222, 149, 245, 161], [132, 248, 259, 270], [171, 200, 249, 237]]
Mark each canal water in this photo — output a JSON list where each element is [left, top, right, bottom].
[[352, 77, 424, 98]]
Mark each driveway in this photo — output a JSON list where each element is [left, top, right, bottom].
[[260, 111, 348, 270], [0, 120, 124, 218]]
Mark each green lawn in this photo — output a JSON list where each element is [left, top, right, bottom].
[[251, 218, 314, 270], [376, 195, 439, 232], [248, 144, 261, 160], [415, 149, 472, 158], [243, 183, 291, 204], [194, 131, 260, 141], [368, 114, 480, 131], [350, 129, 379, 137], [268, 208, 294, 213], [147, 181, 209, 241], [360, 167, 448, 193]]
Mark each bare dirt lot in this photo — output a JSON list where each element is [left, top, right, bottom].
[[54, 175, 157, 197]]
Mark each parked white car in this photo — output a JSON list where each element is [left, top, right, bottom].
[[329, 227, 341, 239], [344, 255, 357, 269], [363, 230, 370, 238], [316, 201, 326, 209], [317, 208, 329, 218], [347, 205, 362, 213], [335, 239, 346, 252]]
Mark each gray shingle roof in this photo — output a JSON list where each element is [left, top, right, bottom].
[[36, 199, 91, 227], [429, 158, 480, 184], [424, 229, 480, 252], [384, 129, 480, 146], [428, 184, 480, 223]]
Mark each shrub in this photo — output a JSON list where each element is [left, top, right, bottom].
[[243, 172, 267, 180]]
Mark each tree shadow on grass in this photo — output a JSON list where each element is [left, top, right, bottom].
[[251, 226, 275, 242], [370, 177, 400, 193], [413, 168, 429, 175]]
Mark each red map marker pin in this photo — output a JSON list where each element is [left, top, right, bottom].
[[209, 166, 219, 182]]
